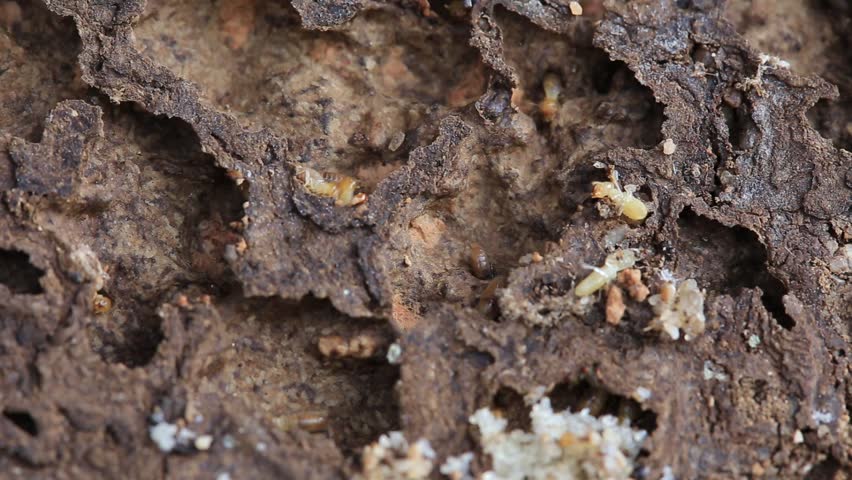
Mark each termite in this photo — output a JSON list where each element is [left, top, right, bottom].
[[477, 276, 506, 315], [591, 169, 648, 221], [282, 409, 329, 433], [574, 249, 637, 297], [92, 293, 113, 314], [539, 73, 562, 122], [469, 243, 494, 279], [294, 165, 367, 207]]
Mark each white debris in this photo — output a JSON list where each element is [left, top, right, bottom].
[[524, 386, 548, 406], [633, 387, 652, 402], [194, 435, 214, 451], [703, 361, 729, 382], [469, 397, 647, 480], [829, 244, 852, 274], [739, 54, 791, 94], [216, 473, 231, 480], [68, 245, 108, 290], [661, 465, 676, 480], [149, 415, 213, 453], [177, 427, 198, 445], [150, 422, 179, 452], [758, 53, 790, 69], [569, 1, 583, 16], [386, 342, 403, 364], [812, 410, 834, 425], [662, 139, 676, 155], [440, 452, 474, 480], [356, 431, 435, 480], [658, 269, 676, 284], [646, 279, 706, 341], [747, 335, 761, 349], [793, 430, 804, 444]]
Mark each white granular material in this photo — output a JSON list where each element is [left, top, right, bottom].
[[633, 387, 652, 402], [812, 410, 834, 425], [747, 335, 761, 349], [386, 342, 402, 364], [703, 361, 729, 382], [469, 397, 647, 480], [356, 431, 435, 480], [440, 452, 474, 480], [647, 279, 706, 341], [149, 422, 179, 452]]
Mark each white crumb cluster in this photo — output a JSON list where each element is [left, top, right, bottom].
[[747, 334, 761, 349], [757, 53, 791, 70], [356, 431, 435, 480], [646, 279, 706, 341], [702, 361, 729, 382], [386, 342, 403, 364], [632, 387, 652, 402], [148, 410, 212, 453], [812, 410, 834, 425], [69, 244, 108, 290], [739, 53, 790, 93], [469, 397, 647, 480], [440, 452, 474, 480]]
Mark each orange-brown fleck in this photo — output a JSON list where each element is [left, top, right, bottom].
[[605, 286, 626, 325], [617, 268, 650, 301]]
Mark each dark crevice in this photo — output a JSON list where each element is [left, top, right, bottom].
[[1, 0, 89, 143], [492, 387, 531, 431], [96, 309, 164, 368], [676, 208, 795, 329], [807, 98, 852, 151], [549, 380, 657, 432], [721, 99, 758, 152], [230, 297, 401, 457], [0, 249, 45, 295], [804, 455, 841, 479], [3, 409, 38, 436]]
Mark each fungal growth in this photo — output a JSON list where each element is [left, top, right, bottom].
[[574, 249, 637, 297], [294, 165, 367, 206], [591, 168, 648, 221], [646, 278, 706, 341]]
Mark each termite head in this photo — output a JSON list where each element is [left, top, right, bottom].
[[591, 181, 618, 199], [607, 248, 638, 270], [332, 176, 367, 207], [92, 293, 113, 314], [294, 165, 368, 207]]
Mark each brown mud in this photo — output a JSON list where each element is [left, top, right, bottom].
[[0, 0, 850, 478]]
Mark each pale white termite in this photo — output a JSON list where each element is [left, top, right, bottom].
[[574, 249, 637, 297]]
